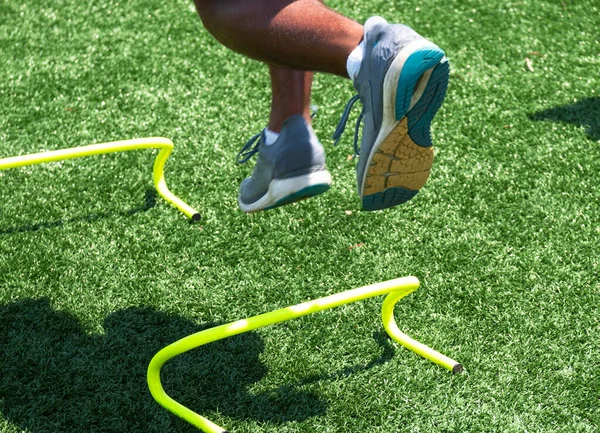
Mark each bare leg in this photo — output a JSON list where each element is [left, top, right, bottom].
[[268, 66, 313, 132], [193, 0, 363, 78], [193, 0, 361, 129]]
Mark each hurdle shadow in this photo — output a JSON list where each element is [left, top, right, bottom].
[[0, 299, 328, 433], [0, 188, 158, 235], [529, 96, 600, 141], [0, 299, 401, 432]]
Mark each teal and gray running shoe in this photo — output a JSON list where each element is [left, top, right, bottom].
[[237, 115, 332, 213], [333, 16, 449, 211]]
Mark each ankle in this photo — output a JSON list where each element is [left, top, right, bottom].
[[268, 111, 312, 134]]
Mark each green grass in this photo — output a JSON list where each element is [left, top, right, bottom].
[[1, 0, 599, 432]]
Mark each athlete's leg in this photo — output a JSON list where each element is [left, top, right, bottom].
[[193, 0, 363, 78], [268, 66, 313, 132], [236, 63, 331, 213], [193, 2, 340, 212]]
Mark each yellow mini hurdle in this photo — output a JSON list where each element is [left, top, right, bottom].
[[0, 138, 200, 221], [147, 276, 462, 433]]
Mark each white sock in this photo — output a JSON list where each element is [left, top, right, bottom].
[[264, 128, 280, 146], [346, 39, 365, 81], [346, 17, 389, 81]]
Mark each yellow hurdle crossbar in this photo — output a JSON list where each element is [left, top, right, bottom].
[[0, 138, 200, 221], [147, 276, 462, 433]]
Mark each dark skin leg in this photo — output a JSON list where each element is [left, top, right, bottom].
[[193, 0, 363, 77], [193, 0, 364, 131], [268, 66, 313, 132]]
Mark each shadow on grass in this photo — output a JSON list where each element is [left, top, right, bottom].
[[0, 188, 158, 235], [529, 97, 600, 141], [0, 299, 329, 433]]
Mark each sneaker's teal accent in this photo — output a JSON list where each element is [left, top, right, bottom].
[[407, 59, 450, 148], [362, 187, 419, 210], [334, 16, 449, 211], [395, 48, 445, 121], [237, 115, 332, 213]]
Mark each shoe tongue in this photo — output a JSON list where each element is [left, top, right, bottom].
[[363, 16, 388, 38]]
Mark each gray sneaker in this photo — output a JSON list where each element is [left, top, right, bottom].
[[237, 115, 332, 213], [333, 16, 449, 211]]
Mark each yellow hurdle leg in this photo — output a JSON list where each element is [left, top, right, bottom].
[[147, 277, 462, 433], [0, 138, 200, 221]]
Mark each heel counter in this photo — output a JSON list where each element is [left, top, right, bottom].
[[273, 116, 326, 179]]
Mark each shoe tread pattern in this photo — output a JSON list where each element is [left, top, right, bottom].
[[363, 59, 449, 211]]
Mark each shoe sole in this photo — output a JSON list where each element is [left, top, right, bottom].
[[239, 170, 332, 213], [361, 40, 449, 211]]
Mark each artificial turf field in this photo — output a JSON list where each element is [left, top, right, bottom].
[[0, 0, 599, 431]]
